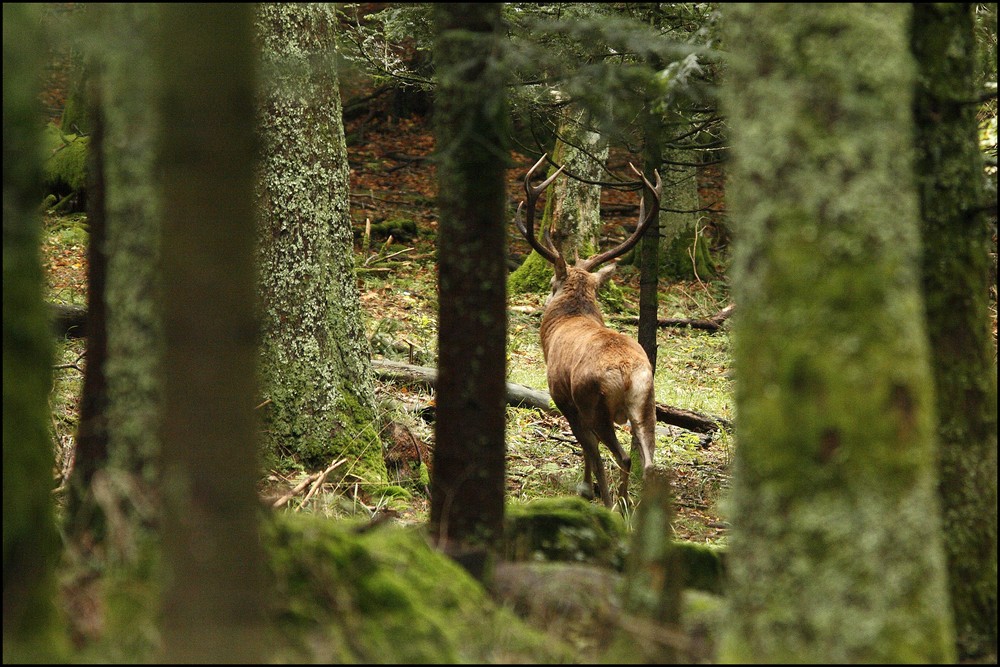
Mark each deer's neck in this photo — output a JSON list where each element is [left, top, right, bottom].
[[541, 280, 605, 333]]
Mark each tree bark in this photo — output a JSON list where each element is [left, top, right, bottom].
[[912, 4, 998, 658], [430, 2, 508, 577], [2, 4, 64, 660], [67, 52, 109, 540], [254, 4, 386, 479], [156, 5, 267, 662], [720, 4, 955, 662]]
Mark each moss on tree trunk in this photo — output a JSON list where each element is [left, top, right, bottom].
[[912, 3, 998, 659], [2, 4, 65, 660], [255, 4, 386, 481], [720, 4, 955, 662]]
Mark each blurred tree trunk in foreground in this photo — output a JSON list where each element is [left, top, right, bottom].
[[721, 4, 955, 662], [2, 4, 65, 661], [430, 2, 508, 579], [912, 3, 998, 659], [156, 5, 268, 662]]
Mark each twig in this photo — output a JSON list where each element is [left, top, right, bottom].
[[295, 458, 348, 511]]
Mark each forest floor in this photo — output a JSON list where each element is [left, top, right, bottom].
[[43, 98, 735, 550]]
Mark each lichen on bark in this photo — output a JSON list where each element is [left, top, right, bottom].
[[719, 4, 955, 662], [255, 3, 385, 480]]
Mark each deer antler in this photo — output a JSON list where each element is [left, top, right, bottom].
[[578, 163, 662, 271], [515, 153, 565, 264]]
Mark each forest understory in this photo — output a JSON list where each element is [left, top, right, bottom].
[[44, 94, 735, 546]]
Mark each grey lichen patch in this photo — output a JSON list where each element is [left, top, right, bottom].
[[255, 3, 385, 480]]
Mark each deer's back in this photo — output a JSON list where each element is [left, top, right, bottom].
[[541, 316, 653, 421]]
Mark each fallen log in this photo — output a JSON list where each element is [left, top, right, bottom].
[[372, 359, 554, 413], [610, 304, 734, 333], [371, 359, 731, 435], [50, 302, 88, 339]]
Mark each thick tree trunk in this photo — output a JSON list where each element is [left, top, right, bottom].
[[912, 4, 998, 659], [156, 5, 267, 662], [98, 4, 163, 551], [721, 4, 955, 662], [549, 104, 608, 258], [255, 4, 386, 479], [508, 105, 608, 295]]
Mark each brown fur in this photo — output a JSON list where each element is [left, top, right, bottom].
[[539, 263, 657, 508]]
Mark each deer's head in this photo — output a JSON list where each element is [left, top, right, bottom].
[[515, 154, 662, 310]]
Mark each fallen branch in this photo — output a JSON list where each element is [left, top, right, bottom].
[[611, 304, 734, 333], [372, 359, 554, 413], [372, 359, 731, 434], [272, 458, 347, 510]]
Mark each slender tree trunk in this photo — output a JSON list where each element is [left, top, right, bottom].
[[637, 108, 662, 369], [2, 4, 65, 660], [67, 58, 109, 540], [101, 3, 163, 498], [912, 3, 998, 659], [156, 5, 268, 662], [430, 2, 508, 579], [720, 4, 955, 662], [255, 3, 386, 480]]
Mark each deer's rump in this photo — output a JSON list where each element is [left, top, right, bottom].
[[542, 323, 653, 422]]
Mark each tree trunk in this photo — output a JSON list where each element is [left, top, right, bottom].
[[156, 5, 267, 662], [637, 107, 662, 369], [98, 3, 163, 556], [255, 4, 386, 480], [67, 55, 109, 540], [2, 4, 65, 660], [508, 104, 608, 295], [720, 4, 955, 662], [659, 147, 711, 280], [912, 4, 998, 659], [430, 2, 508, 579], [549, 103, 608, 258]]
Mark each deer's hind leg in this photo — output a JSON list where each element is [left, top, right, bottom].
[[592, 415, 632, 508], [563, 408, 613, 508]]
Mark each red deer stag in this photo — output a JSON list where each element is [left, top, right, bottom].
[[515, 154, 662, 508]]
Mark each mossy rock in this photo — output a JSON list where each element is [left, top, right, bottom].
[[503, 496, 628, 570], [266, 513, 573, 663], [42, 123, 89, 208], [674, 540, 726, 594]]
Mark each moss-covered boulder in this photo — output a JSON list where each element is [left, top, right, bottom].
[[504, 496, 628, 570], [266, 512, 573, 663], [41, 122, 88, 211], [674, 540, 726, 594]]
